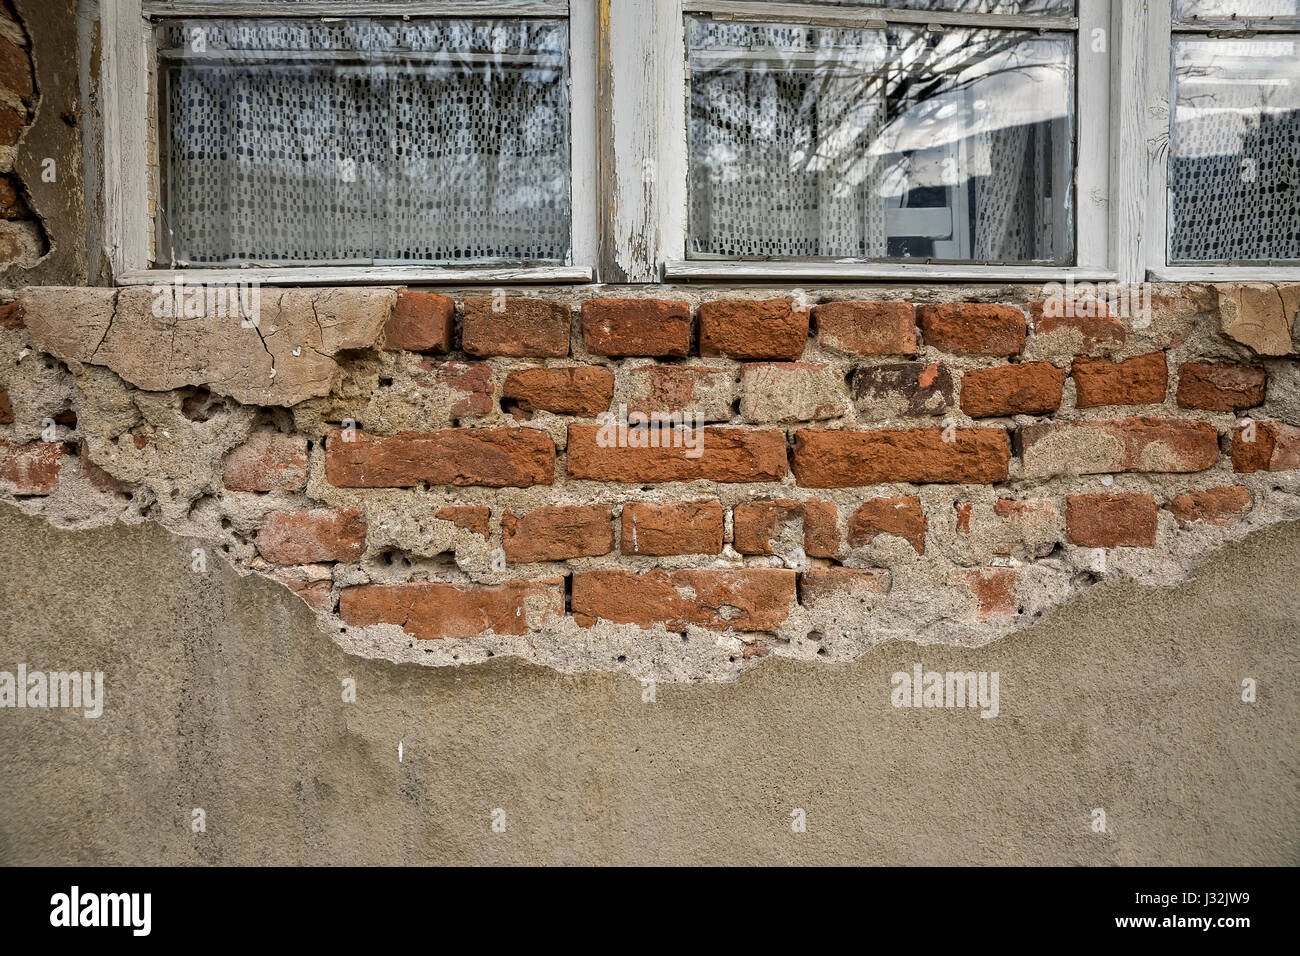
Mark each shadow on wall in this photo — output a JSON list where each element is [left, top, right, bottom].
[[0, 503, 1295, 865]]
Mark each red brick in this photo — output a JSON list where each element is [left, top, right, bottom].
[[1176, 362, 1268, 412], [222, 432, 309, 492], [566, 423, 787, 483], [918, 304, 1026, 356], [698, 299, 809, 360], [0, 37, 33, 102], [0, 301, 22, 329], [257, 507, 367, 564], [502, 366, 614, 418], [799, 567, 891, 611], [274, 572, 334, 614], [0, 106, 24, 148], [340, 579, 564, 640], [961, 568, 1018, 618], [1072, 353, 1168, 408], [848, 496, 927, 555], [0, 175, 29, 219], [0, 384, 11, 424], [415, 360, 494, 418], [1232, 420, 1300, 473], [1028, 302, 1126, 353], [326, 428, 555, 488], [78, 443, 124, 494], [622, 500, 723, 556], [853, 362, 954, 417], [960, 362, 1065, 417], [625, 365, 734, 422], [0, 440, 61, 495], [435, 505, 490, 538], [462, 297, 570, 357], [381, 291, 454, 352], [792, 428, 1010, 487], [502, 504, 614, 563], [1019, 418, 1219, 477], [813, 301, 917, 356], [1065, 494, 1158, 548], [1169, 486, 1252, 527], [732, 499, 839, 558], [740, 362, 847, 422], [581, 298, 691, 357], [571, 568, 796, 632]]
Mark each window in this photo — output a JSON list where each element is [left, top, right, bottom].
[[98, 2, 1300, 284]]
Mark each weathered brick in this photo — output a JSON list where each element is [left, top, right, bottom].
[[622, 500, 723, 556], [78, 442, 124, 494], [502, 504, 614, 563], [960, 568, 1018, 618], [698, 299, 809, 360], [1072, 353, 1168, 408], [799, 567, 891, 611], [1169, 486, 1252, 527], [1027, 301, 1126, 354], [222, 432, 309, 492], [340, 579, 564, 639], [812, 301, 917, 356], [415, 360, 494, 418], [0, 37, 33, 102], [624, 365, 735, 422], [918, 304, 1026, 356], [960, 362, 1064, 418], [1019, 418, 1219, 477], [740, 362, 847, 423], [982, 498, 1062, 559], [271, 565, 335, 613], [326, 428, 555, 488], [503, 366, 614, 418], [566, 424, 787, 483], [792, 428, 1010, 487], [1066, 493, 1158, 548], [381, 291, 454, 352], [462, 297, 570, 357], [0, 301, 22, 329], [848, 496, 927, 555], [0, 440, 61, 495], [571, 568, 796, 632], [434, 505, 490, 538], [853, 362, 954, 418], [1232, 420, 1300, 473], [581, 298, 691, 357], [0, 384, 11, 423], [0, 175, 29, 219], [0, 106, 25, 148], [1176, 361, 1268, 411], [732, 499, 839, 558], [257, 507, 367, 564]]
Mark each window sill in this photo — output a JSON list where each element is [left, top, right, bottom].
[[117, 265, 594, 287], [1148, 266, 1300, 283], [662, 261, 1119, 283]]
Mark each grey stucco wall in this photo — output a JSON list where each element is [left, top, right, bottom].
[[0, 503, 1295, 865]]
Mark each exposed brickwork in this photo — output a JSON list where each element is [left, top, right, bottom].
[[502, 366, 614, 418], [740, 362, 847, 423], [1027, 303, 1126, 354], [1072, 353, 1168, 408], [340, 580, 564, 639], [582, 298, 691, 357], [502, 504, 614, 563], [624, 365, 734, 422], [960, 362, 1065, 417], [0, 384, 11, 424], [223, 432, 309, 492], [853, 362, 954, 418], [462, 297, 570, 357], [847, 496, 927, 555], [1019, 418, 1219, 477], [326, 428, 555, 488], [812, 301, 917, 356], [257, 507, 367, 564], [621, 500, 723, 556], [961, 567, 1018, 618], [733, 499, 839, 558], [567, 424, 787, 483], [435, 506, 491, 538], [792, 428, 1010, 486], [698, 299, 808, 360], [918, 304, 1026, 356], [1176, 362, 1268, 412], [1232, 420, 1300, 473], [1169, 486, 1252, 527], [1066, 494, 1158, 548], [382, 291, 454, 352], [571, 569, 796, 632], [0, 441, 61, 495]]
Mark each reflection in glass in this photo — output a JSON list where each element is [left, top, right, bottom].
[[156, 19, 571, 267], [687, 19, 1076, 263], [1169, 37, 1300, 263], [1174, 1, 1300, 19]]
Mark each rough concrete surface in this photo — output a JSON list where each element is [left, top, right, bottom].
[[0, 503, 1295, 865]]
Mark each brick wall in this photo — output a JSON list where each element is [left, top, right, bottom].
[[1, 282, 1298, 678]]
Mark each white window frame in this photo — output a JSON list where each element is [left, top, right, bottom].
[[97, 1, 1300, 285]]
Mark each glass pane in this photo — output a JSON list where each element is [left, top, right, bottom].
[[687, 19, 1075, 263], [156, 19, 570, 267], [1169, 36, 1300, 263], [1174, 1, 1300, 20], [727, 1, 1076, 12]]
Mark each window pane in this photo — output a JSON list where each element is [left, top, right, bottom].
[[726, 1, 1075, 13], [1169, 36, 1300, 263], [1174, 1, 1300, 19], [156, 19, 570, 267], [687, 19, 1075, 263]]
